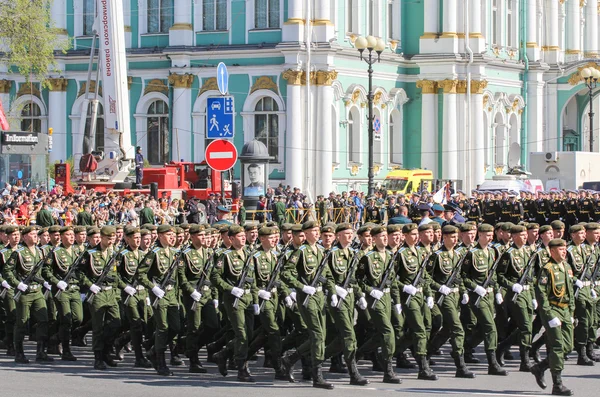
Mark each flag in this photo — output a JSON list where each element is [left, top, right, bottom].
[[0, 98, 9, 131], [432, 183, 450, 204]]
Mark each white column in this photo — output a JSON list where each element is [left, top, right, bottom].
[[423, 0, 439, 34], [443, 0, 457, 34], [527, 72, 545, 154], [526, 0, 539, 59], [169, 74, 193, 162], [283, 73, 304, 190], [471, 83, 485, 188], [48, 79, 68, 163], [584, 0, 598, 57], [50, 0, 68, 46], [544, 0, 560, 63], [316, 74, 334, 196], [124, 0, 132, 48], [566, 0, 581, 57], [441, 81, 458, 180], [169, 0, 193, 46], [545, 83, 559, 152], [283, 0, 305, 42], [469, 0, 485, 51], [313, 1, 334, 42], [417, 81, 438, 175]]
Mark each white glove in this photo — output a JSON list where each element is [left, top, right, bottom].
[[548, 317, 562, 328], [43, 281, 52, 291], [512, 283, 523, 294], [532, 299, 538, 310], [403, 284, 418, 296], [17, 282, 28, 292], [258, 289, 272, 300], [461, 293, 469, 305], [331, 294, 339, 307], [56, 280, 68, 291], [438, 285, 451, 296], [290, 291, 297, 302], [357, 296, 368, 310], [230, 287, 244, 298], [124, 285, 137, 296], [252, 304, 260, 315], [370, 289, 384, 300], [571, 317, 575, 324], [151, 285, 164, 299], [495, 292, 504, 305], [394, 304, 402, 314], [284, 296, 294, 308], [90, 284, 101, 294], [474, 285, 487, 297], [575, 279, 584, 289], [592, 290, 598, 299], [213, 299, 219, 309], [1, 280, 11, 289], [335, 285, 348, 300], [426, 296, 434, 309], [190, 290, 202, 302], [302, 285, 316, 295]]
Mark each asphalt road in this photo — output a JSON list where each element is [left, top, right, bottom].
[[1, 342, 598, 397]]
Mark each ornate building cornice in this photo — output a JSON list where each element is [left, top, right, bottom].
[[0, 79, 12, 94], [437, 79, 459, 94], [144, 79, 168, 95], [47, 78, 68, 92], [168, 73, 194, 89], [416, 79, 437, 94]]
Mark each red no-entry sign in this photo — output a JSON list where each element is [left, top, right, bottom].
[[205, 139, 238, 172]]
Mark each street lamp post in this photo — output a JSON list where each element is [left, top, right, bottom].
[[580, 67, 600, 152], [355, 35, 386, 196]]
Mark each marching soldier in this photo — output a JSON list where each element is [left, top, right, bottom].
[[582, 222, 600, 363], [578, 191, 594, 223], [508, 193, 524, 224], [563, 191, 579, 229], [0, 225, 21, 356], [365, 197, 383, 224]]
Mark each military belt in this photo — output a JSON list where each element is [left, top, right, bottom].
[[101, 286, 112, 291], [347, 287, 354, 294], [201, 285, 210, 292], [581, 281, 592, 287], [135, 285, 145, 291], [448, 287, 459, 293], [270, 287, 278, 293], [315, 286, 323, 292], [382, 288, 390, 293], [28, 285, 40, 291], [486, 287, 494, 293], [244, 288, 251, 294], [522, 285, 530, 291], [68, 284, 79, 290], [165, 285, 174, 291], [550, 301, 568, 309]]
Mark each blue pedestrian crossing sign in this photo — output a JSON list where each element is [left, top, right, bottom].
[[207, 96, 235, 139], [217, 62, 229, 95]]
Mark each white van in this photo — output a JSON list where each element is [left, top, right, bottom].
[[478, 175, 544, 194]]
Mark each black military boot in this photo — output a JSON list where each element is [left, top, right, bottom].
[[530, 357, 549, 389], [35, 341, 54, 363], [113, 333, 130, 361], [146, 346, 158, 370], [551, 372, 573, 396], [47, 335, 61, 355], [156, 350, 173, 376], [453, 353, 475, 378], [586, 342, 599, 362], [228, 357, 237, 370], [236, 360, 255, 382], [5, 341, 15, 357], [206, 341, 220, 363], [301, 356, 312, 380], [281, 350, 300, 382], [486, 350, 507, 376], [14, 341, 29, 364], [169, 343, 183, 366], [346, 358, 369, 386], [312, 362, 334, 390], [213, 349, 229, 376], [371, 352, 384, 372], [383, 359, 402, 384], [71, 326, 87, 347], [61, 340, 77, 361], [102, 346, 118, 367], [134, 345, 153, 368], [519, 346, 533, 372], [396, 352, 416, 369], [416, 354, 438, 380], [577, 344, 594, 366], [530, 337, 544, 364], [464, 350, 480, 364], [188, 350, 207, 374], [328, 354, 348, 373], [94, 350, 107, 370]]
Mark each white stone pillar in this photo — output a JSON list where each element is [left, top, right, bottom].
[[584, 0, 599, 58], [468, 0, 485, 52], [168, 74, 193, 161], [526, 0, 540, 59], [566, 0, 581, 58], [124, 0, 132, 48], [50, 0, 68, 46], [283, 0, 305, 42], [313, 1, 334, 42], [440, 80, 458, 180], [47, 79, 68, 163], [315, 71, 336, 196], [420, 0, 439, 53], [417, 80, 438, 175], [544, 0, 560, 63], [169, 0, 193, 46], [471, 81, 487, 188], [438, 0, 459, 53], [282, 70, 304, 191], [527, 73, 545, 154], [545, 83, 559, 152]]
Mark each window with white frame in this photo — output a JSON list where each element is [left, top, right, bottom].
[[491, 0, 498, 45], [255, 0, 280, 29], [389, 109, 402, 165], [83, 0, 95, 36], [507, 0, 514, 47], [348, 107, 361, 163], [346, 0, 357, 33], [203, 0, 227, 31], [387, 2, 393, 40], [148, 0, 174, 33], [147, 100, 170, 164], [20, 102, 42, 133], [254, 97, 279, 161]]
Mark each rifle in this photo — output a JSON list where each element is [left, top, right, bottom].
[[14, 250, 47, 302], [405, 252, 433, 305], [55, 249, 87, 298], [589, 253, 600, 294], [370, 249, 402, 309], [152, 245, 188, 308], [232, 250, 257, 309], [574, 243, 598, 299], [436, 251, 467, 306], [259, 243, 290, 312], [191, 255, 215, 312], [474, 246, 504, 308], [512, 246, 542, 302], [86, 250, 119, 304], [334, 247, 361, 309], [302, 249, 333, 308]]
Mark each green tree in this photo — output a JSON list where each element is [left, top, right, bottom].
[[0, 0, 70, 87]]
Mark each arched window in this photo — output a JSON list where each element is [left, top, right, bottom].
[[389, 109, 402, 165], [20, 102, 42, 133], [254, 97, 279, 161], [348, 107, 361, 163], [148, 0, 174, 33], [83, 102, 105, 153], [83, 0, 95, 36], [203, 0, 227, 31], [255, 0, 280, 29], [147, 100, 170, 164]]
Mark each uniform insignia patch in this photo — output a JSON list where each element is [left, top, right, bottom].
[[216, 260, 223, 268], [540, 276, 548, 285]]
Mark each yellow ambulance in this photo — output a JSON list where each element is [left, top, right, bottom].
[[384, 169, 434, 195]]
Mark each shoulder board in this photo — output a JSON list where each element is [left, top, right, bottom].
[[493, 243, 502, 248], [543, 262, 554, 271], [329, 246, 339, 252], [0, 248, 7, 254], [183, 248, 192, 254], [223, 249, 232, 255], [120, 249, 130, 255], [507, 247, 514, 253], [434, 250, 442, 255], [536, 247, 545, 253], [366, 251, 375, 257], [53, 246, 62, 253], [253, 251, 262, 258], [469, 248, 478, 253], [299, 245, 307, 251], [317, 244, 324, 250], [152, 247, 161, 253], [567, 246, 574, 252], [16, 247, 25, 252], [88, 249, 97, 254], [398, 247, 407, 253]]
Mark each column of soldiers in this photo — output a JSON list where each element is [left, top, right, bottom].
[[0, 188, 599, 396]]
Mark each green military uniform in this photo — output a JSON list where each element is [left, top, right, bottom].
[[76, 210, 94, 226], [36, 208, 55, 227], [4, 241, 52, 363], [139, 206, 155, 226], [43, 241, 84, 361], [275, 199, 287, 227], [0, 239, 19, 355]]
